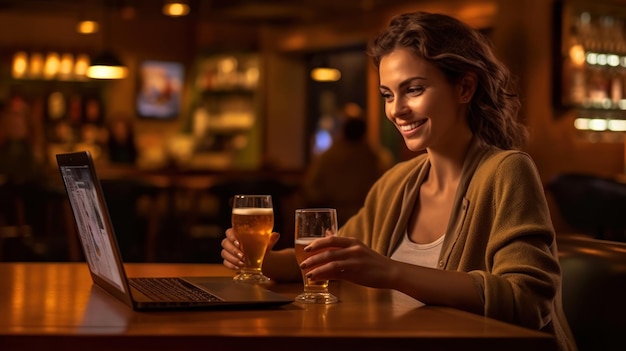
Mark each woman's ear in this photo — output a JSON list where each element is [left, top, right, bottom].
[[458, 72, 477, 103]]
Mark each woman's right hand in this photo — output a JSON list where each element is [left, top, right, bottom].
[[220, 228, 280, 271]]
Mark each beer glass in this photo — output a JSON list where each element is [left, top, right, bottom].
[[231, 194, 274, 284], [294, 208, 339, 304]]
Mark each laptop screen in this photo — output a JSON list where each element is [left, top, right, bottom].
[[59, 164, 126, 292]]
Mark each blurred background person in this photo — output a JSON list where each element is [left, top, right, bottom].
[[303, 103, 393, 226], [105, 117, 138, 165], [0, 95, 50, 258], [0, 95, 46, 187]]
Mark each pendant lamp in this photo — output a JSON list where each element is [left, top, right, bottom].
[[310, 55, 341, 82], [87, 2, 127, 79], [88, 51, 127, 79]]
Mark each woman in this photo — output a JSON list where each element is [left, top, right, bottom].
[[221, 11, 576, 351]]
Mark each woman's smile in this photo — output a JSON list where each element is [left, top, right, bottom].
[[397, 118, 427, 135]]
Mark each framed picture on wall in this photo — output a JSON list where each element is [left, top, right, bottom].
[[136, 60, 184, 119]]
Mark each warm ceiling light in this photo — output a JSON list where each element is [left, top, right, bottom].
[[87, 51, 128, 79], [77, 20, 99, 34], [310, 67, 341, 82], [163, 1, 190, 17]]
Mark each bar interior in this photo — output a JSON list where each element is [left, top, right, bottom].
[[1, 1, 626, 350]]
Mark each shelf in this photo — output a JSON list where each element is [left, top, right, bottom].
[[189, 52, 261, 170]]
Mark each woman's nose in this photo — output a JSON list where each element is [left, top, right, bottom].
[[390, 97, 410, 118]]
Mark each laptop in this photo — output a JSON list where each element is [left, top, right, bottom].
[[56, 150, 292, 311]]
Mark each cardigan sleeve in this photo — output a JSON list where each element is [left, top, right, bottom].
[[466, 152, 560, 330]]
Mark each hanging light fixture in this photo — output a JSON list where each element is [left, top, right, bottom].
[[310, 67, 341, 82], [87, 1, 127, 79], [162, 0, 190, 17], [310, 55, 341, 82], [87, 51, 127, 79]]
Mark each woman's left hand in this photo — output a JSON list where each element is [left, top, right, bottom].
[[299, 236, 396, 289]]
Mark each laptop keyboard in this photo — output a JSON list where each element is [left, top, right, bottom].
[[129, 277, 222, 302]]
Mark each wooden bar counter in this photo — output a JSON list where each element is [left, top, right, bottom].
[[0, 263, 556, 351]]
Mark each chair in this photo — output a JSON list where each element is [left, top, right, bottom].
[[557, 234, 626, 351], [0, 182, 79, 261], [100, 178, 163, 262], [547, 173, 626, 242]]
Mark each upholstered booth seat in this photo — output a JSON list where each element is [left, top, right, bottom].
[[547, 173, 626, 242], [557, 234, 626, 351]]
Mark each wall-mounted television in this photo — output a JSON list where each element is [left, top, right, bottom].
[[136, 60, 184, 120]]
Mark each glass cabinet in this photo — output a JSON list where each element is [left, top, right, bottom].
[[556, 1, 626, 133], [188, 52, 261, 170]]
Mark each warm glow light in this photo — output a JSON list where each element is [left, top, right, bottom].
[[163, 2, 189, 17], [12, 51, 92, 81], [74, 54, 90, 78], [586, 52, 598, 65], [576, 118, 626, 132], [88, 51, 128, 79], [29, 52, 44, 78], [568, 44, 586, 67], [44, 52, 61, 79], [588, 119, 607, 131], [12, 51, 28, 78], [607, 54, 620, 67], [574, 118, 590, 130], [59, 53, 74, 79], [608, 119, 626, 132], [77, 20, 99, 34], [311, 67, 341, 82], [87, 65, 128, 79]]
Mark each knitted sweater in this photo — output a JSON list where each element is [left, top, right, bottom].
[[339, 140, 577, 351]]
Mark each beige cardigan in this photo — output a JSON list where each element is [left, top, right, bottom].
[[340, 140, 577, 351]]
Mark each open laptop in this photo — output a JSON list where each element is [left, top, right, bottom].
[[56, 150, 292, 311]]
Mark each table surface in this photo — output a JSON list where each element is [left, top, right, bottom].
[[0, 262, 556, 351]]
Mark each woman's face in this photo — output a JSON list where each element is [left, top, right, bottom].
[[378, 48, 471, 152]]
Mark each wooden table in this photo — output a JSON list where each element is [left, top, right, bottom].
[[0, 263, 556, 351]]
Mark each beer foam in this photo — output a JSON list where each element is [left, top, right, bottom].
[[295, 237, 317, 245], [232, 207, 274, 215]]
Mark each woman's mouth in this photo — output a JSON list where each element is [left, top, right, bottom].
[[397, 119, 427, 133]]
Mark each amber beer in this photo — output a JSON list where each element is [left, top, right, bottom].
[[293, 208, 338, 303], [232, 207, 274, 272], [295, 237, 330, 291]]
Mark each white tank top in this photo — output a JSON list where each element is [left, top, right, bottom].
[[390, 232, 444, 269]]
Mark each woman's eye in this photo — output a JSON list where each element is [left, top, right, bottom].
[[407, 86, 424, 95], [380, 92, 393, 101]]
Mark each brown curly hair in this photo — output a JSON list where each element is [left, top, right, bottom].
[[367, 11, 527, 150]]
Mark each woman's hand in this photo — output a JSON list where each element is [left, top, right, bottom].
[[220, 228, 280, 271], [298, 236, 396, 289]]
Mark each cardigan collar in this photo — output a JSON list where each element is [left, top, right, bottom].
[[387, 138, 493, 257]]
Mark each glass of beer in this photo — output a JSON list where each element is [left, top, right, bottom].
[[231, 194, 274, 284], [294, 208, 339, 304]]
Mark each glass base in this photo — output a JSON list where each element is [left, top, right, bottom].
[[233, 272, 271, 285], [295, 292, 338, 304]]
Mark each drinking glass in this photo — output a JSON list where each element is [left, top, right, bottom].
[[231, 194, 274, 284], [294, 208, 339, 304]]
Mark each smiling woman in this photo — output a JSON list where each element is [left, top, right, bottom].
[[221, 10, 577, 351]]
